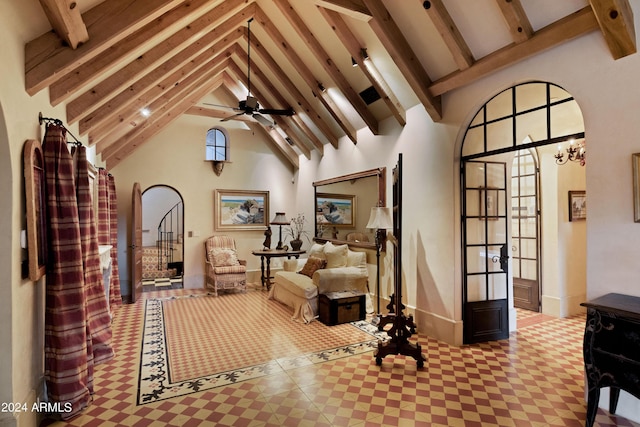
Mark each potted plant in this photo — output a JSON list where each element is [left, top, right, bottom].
[[285, 213, 311, 251]]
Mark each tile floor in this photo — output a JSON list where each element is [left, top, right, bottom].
[[40, 286, 640, 427]]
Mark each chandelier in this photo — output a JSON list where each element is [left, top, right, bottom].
[[555, 139, 586, 166]]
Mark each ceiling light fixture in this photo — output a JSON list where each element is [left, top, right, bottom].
[[351, 57, 358, 67], [555, 139, 586, 166], [140, 107, 151, 117], [318, 83, 326, 93], [361, 48, 369, 60]]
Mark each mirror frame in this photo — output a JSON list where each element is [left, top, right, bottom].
[[313, 167, 386, 250]]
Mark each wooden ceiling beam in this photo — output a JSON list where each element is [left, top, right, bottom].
[[88, 40, 238, 147], [589, 0, 636, 59], [318, 6, 405, 126], [274, 0, 379, 136], [421, 0, 474, 70], [49, 0, 245, 105], [254, 4, 358, 144], [26, 0, 184, 95], [430, 6, 600, 97], [98, 58, 231, 155], [38, 0, 89, 49], [227, 57, 312, 159], [66, 2, 256, 124], [362, 0, 443, 122], [247, 29, 338, 149], [101, 66, 227, 166], [314, 0, 371, 20], [82, 27, 242, 141], [495, 0, 534, 44]]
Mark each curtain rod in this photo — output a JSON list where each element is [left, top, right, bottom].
[[38, 112, 83, 147]]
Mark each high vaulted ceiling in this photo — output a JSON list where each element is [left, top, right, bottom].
[[27, 0, 636, 169]]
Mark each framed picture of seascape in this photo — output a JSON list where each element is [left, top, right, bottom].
[[215, 189, 269, 231], [316, 193, 355, 227]]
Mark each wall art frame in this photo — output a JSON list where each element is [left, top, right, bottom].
[[214, 189, 269, 231], [568, 190, 586, 222]]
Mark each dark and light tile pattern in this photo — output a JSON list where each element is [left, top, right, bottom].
[[41, 288, 640, 426]]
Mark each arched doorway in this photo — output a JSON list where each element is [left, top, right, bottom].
[[460, 81, 585, 344], [141, 185, 184, 290]]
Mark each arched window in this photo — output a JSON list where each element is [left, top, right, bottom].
[[205, 127, 228, 161]]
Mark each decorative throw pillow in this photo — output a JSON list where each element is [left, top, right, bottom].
[[298, 256, 327, 278], [308, 243, 326, 260], [324, 242, 348, 268], [209, 247, 239, 266]]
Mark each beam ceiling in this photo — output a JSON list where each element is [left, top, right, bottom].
[[25, 0, 636, 168]]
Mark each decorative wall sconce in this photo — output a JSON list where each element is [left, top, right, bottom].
[[212, 161, 224, 176], [555, 139, 586, 166]]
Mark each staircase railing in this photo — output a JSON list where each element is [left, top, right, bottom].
[[156, 201, 183, 270]]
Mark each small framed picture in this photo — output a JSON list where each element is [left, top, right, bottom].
[[568, 191, 586, 221]]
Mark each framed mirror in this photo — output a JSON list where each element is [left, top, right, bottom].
[[24, 139, 47, 281], [313, 167, 386, 249]]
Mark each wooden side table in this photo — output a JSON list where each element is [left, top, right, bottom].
[[251, 249, 305, 290]]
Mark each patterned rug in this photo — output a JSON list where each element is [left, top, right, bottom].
[[137, 290, 386, 404]]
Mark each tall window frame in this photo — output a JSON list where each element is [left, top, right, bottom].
[[206, 127, 229, 162]]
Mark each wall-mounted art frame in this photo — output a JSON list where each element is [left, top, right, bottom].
[[214, 189, 269, 231], [633, 153, 640, 222], [23, 139, 47, 281], [568, 190, 586, 221], [316, 193, 356, 227]]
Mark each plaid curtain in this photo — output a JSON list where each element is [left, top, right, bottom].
[[43, 124, 92, 419], [97, 169, 122, 310], [75, 146, 114, 364]]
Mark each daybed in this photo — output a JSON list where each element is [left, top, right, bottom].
[[268, 242, 372, 323]]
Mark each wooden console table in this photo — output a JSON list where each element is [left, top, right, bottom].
[[251, 249, 304, 290], [581, 293, 640, 427]]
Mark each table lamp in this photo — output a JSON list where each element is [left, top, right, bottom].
[[271, 212, 289, 250]]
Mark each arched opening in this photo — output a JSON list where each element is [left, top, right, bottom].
[[460, 81, 586, 344], [141, 185, 184, 290]]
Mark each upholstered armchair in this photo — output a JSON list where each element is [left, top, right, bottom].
[[205, 235, 247, 296]]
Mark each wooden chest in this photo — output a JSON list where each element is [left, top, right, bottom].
[[318, 291, 366, 325]]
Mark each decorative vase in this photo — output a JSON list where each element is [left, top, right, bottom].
[[290, 239, 303, 251]]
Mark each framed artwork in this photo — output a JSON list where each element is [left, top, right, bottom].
[[23, 139, 47, 281], [316, 193, 356, 227], [214, 189, 269, 231], [568, 190, 586, 221], [633, 153, 640, 222]]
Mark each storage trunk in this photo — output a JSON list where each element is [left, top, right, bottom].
[[318, 291, 366, 325]]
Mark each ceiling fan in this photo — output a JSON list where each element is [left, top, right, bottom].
[[204, 18, 294, 126]]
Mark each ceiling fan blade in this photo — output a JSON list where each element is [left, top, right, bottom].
[[258, 107, 295, 116], [253, 113, 274, 127], [220, 112, 245, 122]]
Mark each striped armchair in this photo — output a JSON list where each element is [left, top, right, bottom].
[[205, 235, 247, 296]]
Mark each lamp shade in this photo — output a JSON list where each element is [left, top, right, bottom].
[[366, 207, 393, 229], [270, 212, 289, 225]]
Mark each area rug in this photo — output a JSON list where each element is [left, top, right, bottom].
[[137, 291, 386, 404]]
